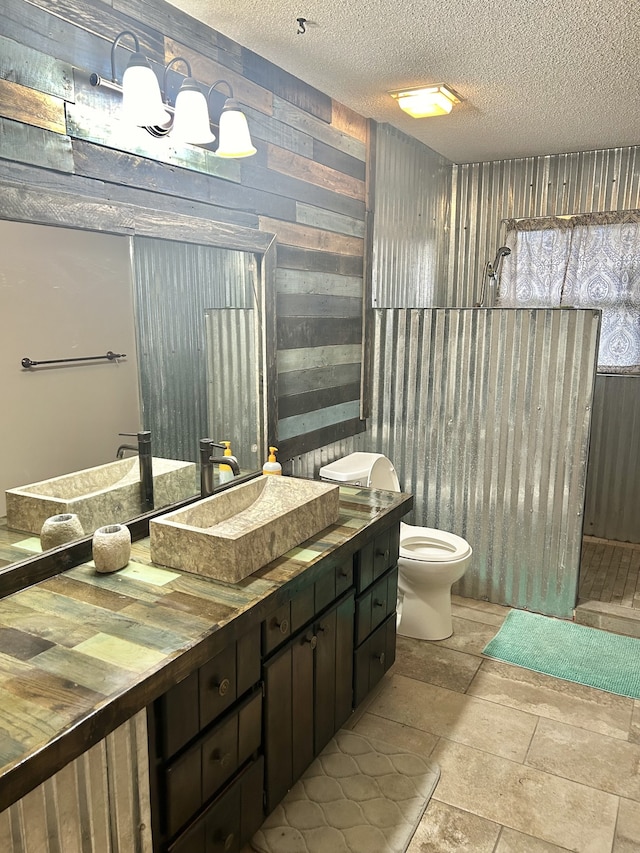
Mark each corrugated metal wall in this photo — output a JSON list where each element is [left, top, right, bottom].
[[449, 146, 640, 308], [132, 238, 256, 462], [584, 375, 640, 543], [371, 124, 452, 307], [206, 309, 263, 472], [0, 712, 151, 853], [370, 308, 599, 617]]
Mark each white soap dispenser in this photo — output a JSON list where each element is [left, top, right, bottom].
[[262, 446, 282, 475], [218, 440, 237, 483]]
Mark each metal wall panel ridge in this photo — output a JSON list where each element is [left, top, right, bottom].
[[449, 146, 640, 308], [372, 124, 452, 307], [132, 238, 255, 463], [584, 374, 640, 542], [0, 712, 151, 852], [366, 307, 599, 617]]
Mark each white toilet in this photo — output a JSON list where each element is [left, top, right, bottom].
[[319, 452, 472, 641]]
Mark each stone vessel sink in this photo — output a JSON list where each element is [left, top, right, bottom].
[[149, 475, 340, 583], [5, 457, 197, 536]]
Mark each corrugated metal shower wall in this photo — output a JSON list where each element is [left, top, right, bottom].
[[131, 238, 256, 462], [369, 308, 599, 617]]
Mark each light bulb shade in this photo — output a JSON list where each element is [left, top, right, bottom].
[[171, 78, 216, 144], [121, 53, 170, 126], [215, 101, 256, 158], [391, 84, 460, 118]]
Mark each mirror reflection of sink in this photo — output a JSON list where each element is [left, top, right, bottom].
[[149, 475, 340, 583], [5, 457, 197, 537]]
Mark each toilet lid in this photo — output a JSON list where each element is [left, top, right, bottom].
[[400, 524, 472, 562]]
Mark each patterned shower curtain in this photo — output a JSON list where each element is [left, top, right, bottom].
[[498, 210, 640, 373]]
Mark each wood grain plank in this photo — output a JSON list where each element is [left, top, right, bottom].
[[0, 79, 65, 133], [278, 400, 361, 440], [66, 99, 242, 184], [278, 416, 367, 462], [267, 144, 365, 202], [331, 101, 369, 143], [278, 363, 361, 396], [165, 38, 273, 115], [259, 216, 363, 255], [312, 138, 367, 180], [279, 382, 361, 419], [0, 118, 73, 173], [242, 161, 366, 219], [277, 316, 362, 350], [276, 292, 362, 318], [116, 0, 244, 73], [272, 95, 366, 161], [72, 138, 291, 224], [296, 202, 365, 238], [278, 344, 362, 373], [276, 268, 362, 298], [241, 48, 331, 122], [242, 105, 313, 157], [0, 33, 73, 100], [277, 246, 363, 277]]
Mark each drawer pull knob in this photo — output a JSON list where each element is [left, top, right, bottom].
[[275, 617, 289, 635], [374, 598, 386, 608], [210, 749, 232, 769], [338, 568, 349, 578], [213, 831, 235, 851], [214, 677, 230, 696], [375, 651, 385, 665], [376, 548, 390, 560], [304, 633, 318, 649]]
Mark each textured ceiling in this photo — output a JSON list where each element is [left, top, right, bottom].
[[169, 0, 640, 164]]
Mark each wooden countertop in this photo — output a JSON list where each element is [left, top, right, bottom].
[[0, 485, 412, 812]]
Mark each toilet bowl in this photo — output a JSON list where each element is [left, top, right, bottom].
[[318, 452, 472, 641]]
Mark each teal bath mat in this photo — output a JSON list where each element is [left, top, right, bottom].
[[483, 609, 640, 699]]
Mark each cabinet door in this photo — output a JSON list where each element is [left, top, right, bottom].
[[335, 592, 355, 729], [314, 608, 337, 755], [263, 646, 293, 813], [291, 630, 315, 781]]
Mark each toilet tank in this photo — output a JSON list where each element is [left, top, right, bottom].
[[319, 452, 400, 491]]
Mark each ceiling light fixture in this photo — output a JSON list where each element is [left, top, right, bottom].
[[90, 31, 256, 156], [390, 84, 461, 118]]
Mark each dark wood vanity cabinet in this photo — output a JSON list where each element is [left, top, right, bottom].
[[149, 518, 402, 850], [353, 524, 400, 706], [263, 585, 355, 813]]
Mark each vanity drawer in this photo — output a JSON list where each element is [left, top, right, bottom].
[[355, 524, 400, 593], [169, 756, 264, 853], [159, 625, 261, 760], [165, 690, 263, 839], [353, 613, 396, 708], [355, 567, 397, 645]]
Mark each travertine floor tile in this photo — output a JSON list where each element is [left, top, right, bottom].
[[366, 673, 537, 761], [495, 827, 575, 851], [629, 701, 640, 744], [450, 598, 508, 628], [406, 800, 500, 852], [468, 658, 633, 740], [350, 711, 439, 758], [431, 738, 618, 853], [526, 717, 640, 801], [394, 634, 482, 693], [431, 615, 500, 656], [615, 798, 640, 852]]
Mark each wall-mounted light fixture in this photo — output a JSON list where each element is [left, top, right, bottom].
[[90, 31, 256, 156], [389, 84, 462, 118]]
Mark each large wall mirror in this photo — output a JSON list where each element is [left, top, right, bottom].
[[0, 181, 277, 575]]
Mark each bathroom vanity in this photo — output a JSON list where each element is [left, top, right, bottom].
[[0, 484, 411, 852]]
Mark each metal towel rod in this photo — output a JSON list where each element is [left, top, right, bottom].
[[21, 351, 126, 369]]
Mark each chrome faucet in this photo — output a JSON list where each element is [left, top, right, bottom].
[[199, 439, 240, 497], [118, 431, 154, 512]]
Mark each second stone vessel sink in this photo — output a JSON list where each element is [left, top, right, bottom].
[[149, 475, 340, 583], [5, 457, 197, 537]]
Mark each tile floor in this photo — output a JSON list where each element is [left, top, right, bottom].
[[342, 595, 640, 853]]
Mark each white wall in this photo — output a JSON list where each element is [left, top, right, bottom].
[[0, 221, 141, 515]]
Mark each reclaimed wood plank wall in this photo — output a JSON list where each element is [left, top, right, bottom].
[[0, 0, 371, 459]]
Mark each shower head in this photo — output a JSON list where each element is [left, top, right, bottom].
[[492, 246, 511, 268]]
